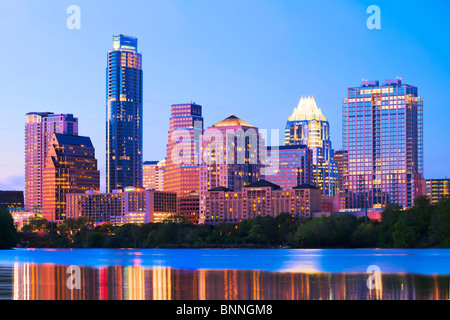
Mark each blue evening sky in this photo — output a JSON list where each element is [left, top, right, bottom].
[[1, 0, 449, 192]]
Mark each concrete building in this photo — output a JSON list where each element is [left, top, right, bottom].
[[25, 112, 78, 212], [66, 187, 177, 225], [203, 179, 321, 224], [42, 133, 100, 222]]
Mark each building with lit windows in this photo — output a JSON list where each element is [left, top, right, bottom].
[[342, 79, 424, 209], [164, 103, 204, 223], [204, 179, 321, 224], [66, 187, 177, 225], [106, 34, 143, 193], [143, 160, 165, 191], [334, 150, 348, 197], [199, 115, 265, 223], [284, 96, 338, 196], [25, 112, 78, 212], [264, 145, 312, 189], [426, 179, 450, 205], [42, 133, 100, 222], [164, 103, 203, 196]]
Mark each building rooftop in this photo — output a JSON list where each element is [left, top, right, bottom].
[[287, 96, 327, 122], [212, 115, 253, 128], [208, 186, 234, 192], [245, 179, 281, 190], [53, 133, 94, 148], [292, 183, 319, 190]]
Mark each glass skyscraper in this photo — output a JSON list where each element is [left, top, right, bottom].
[[342, 79, 424, 209], [106, 34, 143, 193], [284, 96, 338, 196]]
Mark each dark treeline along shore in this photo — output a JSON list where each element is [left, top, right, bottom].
[[1, 196, 450, 249]]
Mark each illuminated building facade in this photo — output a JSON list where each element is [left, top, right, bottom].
[[199, 115, 265, 224], [342, 79, 424, 209], [164, 103, 203, 196], [143, 160, 165, 191], [334, 150, 348, 197], [25, 112, 78, 212], [264, 145, 312, 189], [204, 179, 321, 224], [284, 96, 338, 196], [106, 34, 143, 193], [42, 133, 100, 222], [66, 187, 177, 224], [426, 179, 450, 205], [177, 192, 200, 224]]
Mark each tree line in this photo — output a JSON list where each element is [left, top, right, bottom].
[[1, 195, 450, 249]]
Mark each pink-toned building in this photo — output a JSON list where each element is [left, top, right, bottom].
[[203, 179, 321, 224], [199, 115, 265, 224], [25, 112, 78, 212], [143, 160, 165, 191]]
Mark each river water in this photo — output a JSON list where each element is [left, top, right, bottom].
[[0, 248, 449, 300]]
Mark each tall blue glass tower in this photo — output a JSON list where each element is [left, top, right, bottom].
[[106, 34, 143, 192]]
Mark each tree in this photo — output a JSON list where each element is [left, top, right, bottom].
[[0, 209, 19, 249]]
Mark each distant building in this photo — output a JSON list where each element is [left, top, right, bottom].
[[284, 96, 338, 196], [264, 145, 312, 189], [426, 179, 450, 205], [334, 150, 348, 197], [203, 179, 321, 224], [342, 79, 424, 209], [199, 115, 265, 224], [143, 160, 165, 191], [66, 187, 177, 225], [178, 192, 200, 224], [106, 34, 143, 193], [42, 133, 100, 222], [25, 112, 78, 212], [0, 191, 24, 209]]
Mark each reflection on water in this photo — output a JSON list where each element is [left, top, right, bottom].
[[1, 263, 448, 300]]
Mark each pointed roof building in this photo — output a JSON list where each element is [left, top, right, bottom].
[[288, 96, 327, 122]]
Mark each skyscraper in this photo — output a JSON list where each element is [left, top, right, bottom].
[[284, 96, 338, 196], [342, 79, 424, 209], [106, 34, 143, 193], [25, 112, 78, 212], [164, 103, 204, 196], [42, 133, 100, 222], [199, 115, 265, 223]]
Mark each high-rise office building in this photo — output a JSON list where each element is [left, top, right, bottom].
[[25, 112, 78, 212], [264, 145, 312, 189], [42, 133, 100, 222], [199, 115, 264, 223], [106, 34, 143, 193], [143, 160, 165, 191], [164, 103, 203, 196], [426, 179, 450, 205], [342, 79, 424, 209], [284, 96, 338, 196]]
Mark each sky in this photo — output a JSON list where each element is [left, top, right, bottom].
[[1, 0, 449, 193]]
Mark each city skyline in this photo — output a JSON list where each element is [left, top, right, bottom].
[[2, 0, 450, 193]]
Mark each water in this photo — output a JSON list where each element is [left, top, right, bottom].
[[0, 248, 449, 300]]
